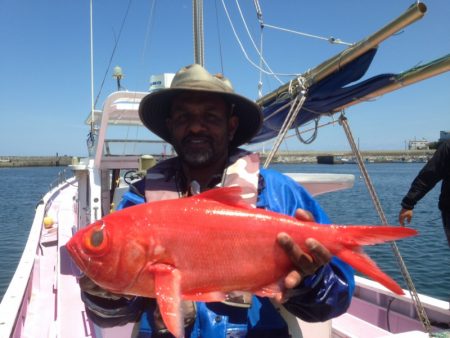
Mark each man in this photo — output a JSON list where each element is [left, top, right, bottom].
[[81, 64, 354, 337], [399, 139, 450, 246]]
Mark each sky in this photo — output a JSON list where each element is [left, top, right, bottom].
[[0, 0, 449, 156]]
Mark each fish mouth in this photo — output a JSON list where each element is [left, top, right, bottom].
[[66, 240, 87, 272]]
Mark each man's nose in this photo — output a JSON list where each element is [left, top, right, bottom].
[[187, 116, 207, 133]]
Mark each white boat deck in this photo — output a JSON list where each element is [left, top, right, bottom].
[[22, 226, 58, 338], [23, 178, 136, 338], [25, 180, 87, 338], [0, 179, 96, 338]]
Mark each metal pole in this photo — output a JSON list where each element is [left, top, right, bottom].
[[257, 2, 427, 107], [88, 0, 97, 157], [339, 114, 432, 335], [333, 54, 450, 112], [193, 0, 204, 66]]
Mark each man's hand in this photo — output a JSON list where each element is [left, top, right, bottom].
[[399, 208, 413, 226], [276, 208, 332, 301]]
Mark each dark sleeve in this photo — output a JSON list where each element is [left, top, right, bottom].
[[257, 169, 354, 321], [401, 141, 450, 209], [82, 292, 146, 327], [283, 257, 354, 321], [82, 179, 147, 327]]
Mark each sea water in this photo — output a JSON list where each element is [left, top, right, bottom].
[[274, 162, 450, 302], [0, 166, 63, 301], [0, 163, 448, 302]]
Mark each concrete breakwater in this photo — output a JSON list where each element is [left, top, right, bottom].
[[0, 156, 73, 168], [0, 150, 435, 167], [259, 149, 435, 164]]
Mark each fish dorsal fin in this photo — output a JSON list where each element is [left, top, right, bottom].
[[191, 186, 254, 209]]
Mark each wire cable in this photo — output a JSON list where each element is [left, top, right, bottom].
[[262, 23, 353, 46], [220, 0, 299, 78], [94, 0, 133, 109]]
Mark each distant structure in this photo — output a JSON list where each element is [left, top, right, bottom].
[[439, 130, 450, 142], [149, 73, 175, 92], [408, 138, 429, 150]]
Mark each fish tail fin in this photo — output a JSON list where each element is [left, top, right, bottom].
[[332, 225, 416, 295], [335, 225, 417, 246], [336, 249, 404, 295]]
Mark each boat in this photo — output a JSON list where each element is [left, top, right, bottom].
[[1, 1, 449, 337]]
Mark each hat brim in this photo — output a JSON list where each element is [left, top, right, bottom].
[[139, 88, 262, 148]]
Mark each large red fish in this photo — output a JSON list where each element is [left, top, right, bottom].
[[67, 187, 417, 338]]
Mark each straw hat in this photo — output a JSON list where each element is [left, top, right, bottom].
[[139, 64, 262, 148]]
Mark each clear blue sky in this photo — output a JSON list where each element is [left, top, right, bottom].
[[1, 0, 449, 156]]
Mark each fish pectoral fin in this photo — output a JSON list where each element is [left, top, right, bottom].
[[253, 282, 284, 299], [148, 264, 185, 338]]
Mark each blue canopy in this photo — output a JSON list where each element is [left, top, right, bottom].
[[251, 48, 396, 144]]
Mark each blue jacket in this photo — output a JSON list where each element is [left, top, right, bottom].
[[83, 168, 354, 337]]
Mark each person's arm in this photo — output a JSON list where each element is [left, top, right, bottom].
[[80, 275, 145, 327], [79, 179, 146, 327], [401, 142, 448, 211], [400, 142, 450, 226], [258, 169, 354, 321], [398, 208, 414, 226]]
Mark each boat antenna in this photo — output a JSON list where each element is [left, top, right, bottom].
[[113, 66, 124, 91], [193, 0, 205, 66]]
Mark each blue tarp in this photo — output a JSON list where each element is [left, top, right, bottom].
[[251, 48, 397, 144]]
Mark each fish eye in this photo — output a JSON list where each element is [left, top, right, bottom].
[[91, 229, 104, 247], [83, 222, 109, 255]]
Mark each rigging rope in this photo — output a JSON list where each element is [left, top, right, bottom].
[[295, 118, 319, 144], [263, 78, 307, 168], [221, 0, 298, 79], [234, 0, 283, 85], [222, 0, 354, 88], [213, 0, 225, 74], [338, 114, 433, 335], [262, 23, 353, 46], [141, 0, 157, 68]]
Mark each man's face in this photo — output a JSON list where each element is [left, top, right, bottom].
[[166, 91, 238, 168]]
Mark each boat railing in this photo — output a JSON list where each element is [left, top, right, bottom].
[[0, 178, 76, 337], [48, 168, 73, 191]]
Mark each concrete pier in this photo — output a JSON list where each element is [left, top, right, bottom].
[[259, 149, 435, 164], [0, 156, 73, 168], [0, 149, 435, 167]]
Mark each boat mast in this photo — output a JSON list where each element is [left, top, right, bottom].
[[88, 0, 96, 156], [193, 0, 204, 66]]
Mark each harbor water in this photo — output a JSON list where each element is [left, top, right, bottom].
[[0, 163, 449, 302]]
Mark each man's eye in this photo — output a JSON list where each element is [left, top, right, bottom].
[[172, 114, 188, 123], [205, 114, 222, 123]]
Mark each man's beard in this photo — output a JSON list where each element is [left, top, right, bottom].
[[174, 136, 218, 168], [181, 148, 215, 168]]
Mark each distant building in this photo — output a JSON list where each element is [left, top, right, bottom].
[[408, 139, 429, 150], [149, 73, 175, 92], [440, 131, 450, 142]]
